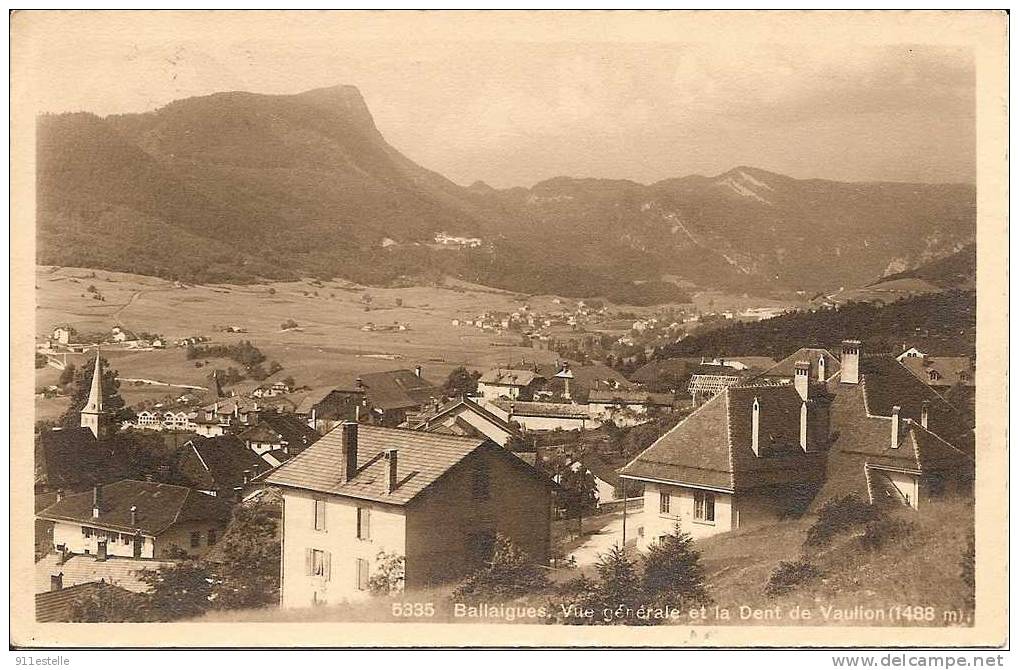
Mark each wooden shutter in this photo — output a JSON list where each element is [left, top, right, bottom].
[[324, 551, 332, 582], [305, 548, 314, 575], [362, 508, 370, 540]]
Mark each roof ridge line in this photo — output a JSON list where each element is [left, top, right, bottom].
[[620, 389, 726, 473]]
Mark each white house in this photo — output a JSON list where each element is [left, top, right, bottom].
[[36, 481, 231, 560], [477, 368, 544, 401], [267, 422, 553, 607]]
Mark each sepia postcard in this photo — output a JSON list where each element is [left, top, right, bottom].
[[9, 9, 1009, 651]]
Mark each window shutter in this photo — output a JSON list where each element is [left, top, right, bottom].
[[305, 548, 314, 575], [363, 508, 371, 540], [324, 551, 332, 582]]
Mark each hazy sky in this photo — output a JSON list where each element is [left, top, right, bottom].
[[19, 12, 975, 188]]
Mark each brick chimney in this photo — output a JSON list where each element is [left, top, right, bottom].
[[890, 405, 901, 449], [50, 572, 63, 592], [92, 486, 101, 519], [794, 361, 811, 401], [751, 396, 761, 456], [841, 340, 861, 385], [386, 449, 399, 494], [921, 400, 930, 430], [340, 421, 359, 482], [129, 505, 137, 527]]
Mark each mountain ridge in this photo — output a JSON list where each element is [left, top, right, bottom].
[[36, 85, 976, 300]]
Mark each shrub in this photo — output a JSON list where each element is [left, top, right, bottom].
[[368, 552, 405, 596], [805, 494, 879, 547], [859, 517, 915, 550], [765, 559, 822, 596]]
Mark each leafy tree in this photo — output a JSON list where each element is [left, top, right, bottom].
[[442, 366, 481, 398], [641, 523, 710, 610], [268, 360, 284, 375], [452, 535, 550, 601], [67, 586, 153, 622], [58, 362, 77, 386], [281, 319, 299, 330], [140, 558, 215, 621], [58, 356, 128, 429], [209, 501, 281, 609], [283, 375, 296, 389], [368, 552, 406, 596]]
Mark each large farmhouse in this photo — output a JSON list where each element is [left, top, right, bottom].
[[622, 340, 973, 545], [267, 422, 553, 607]]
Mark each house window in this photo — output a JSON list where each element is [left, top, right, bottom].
[[472, 463, 491, 501], [208, 529, 218, 546], [313, 499, 326, 531], [307, 548, 330, 580], [190, 531, 202, 548], [82, 527, 93, 538], [659, 491, 671, 515], [928, 370, 941, 382], [356, 558, 370, 591], [694, 491, 716, 522], [356, 507, 371, 541]]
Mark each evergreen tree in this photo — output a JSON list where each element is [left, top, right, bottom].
[[641, 523, 710, 610], [209, 501, 281, 609], [452, 534, 550, 601]]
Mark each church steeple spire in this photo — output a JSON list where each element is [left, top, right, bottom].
[[81, 349, 106, 438]]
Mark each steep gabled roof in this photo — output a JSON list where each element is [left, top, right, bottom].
[[359, 369, 441, 410], [238, 413, 320, 447], [478, 368, 542, 387], [620, 391, 734, 491], [266, 425, 491, 505], [37, 480, 230, 535], [181, 435, 271, 491], [409, 397, 518, 435], [621, 384, 827, 492]]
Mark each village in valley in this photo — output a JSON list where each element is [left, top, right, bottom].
[[32, 259, 977, 626], [22, 21, 985, 630]]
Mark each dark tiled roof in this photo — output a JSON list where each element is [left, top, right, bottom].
[[239, 414, 319, 448], [37, 480, 231, 535], [900, 356, 974, 387], [621, 384, 827, 492], [620, 392, 734, 490], [359, 370, 441, 410], [36, 581, 128, 622], [294, 386, 340, 415], [266, 425, 489, 504], [181, 435, 272, 492], [856, 357, 971, 440], [478, 368, 542, 386], [761, 348, 841, 380], [535, 362, 635, 401]]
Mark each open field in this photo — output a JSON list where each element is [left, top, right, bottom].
[[36, 266, 702, 419]]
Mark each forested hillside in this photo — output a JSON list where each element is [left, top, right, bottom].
[[657, 290, 976, 360]]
